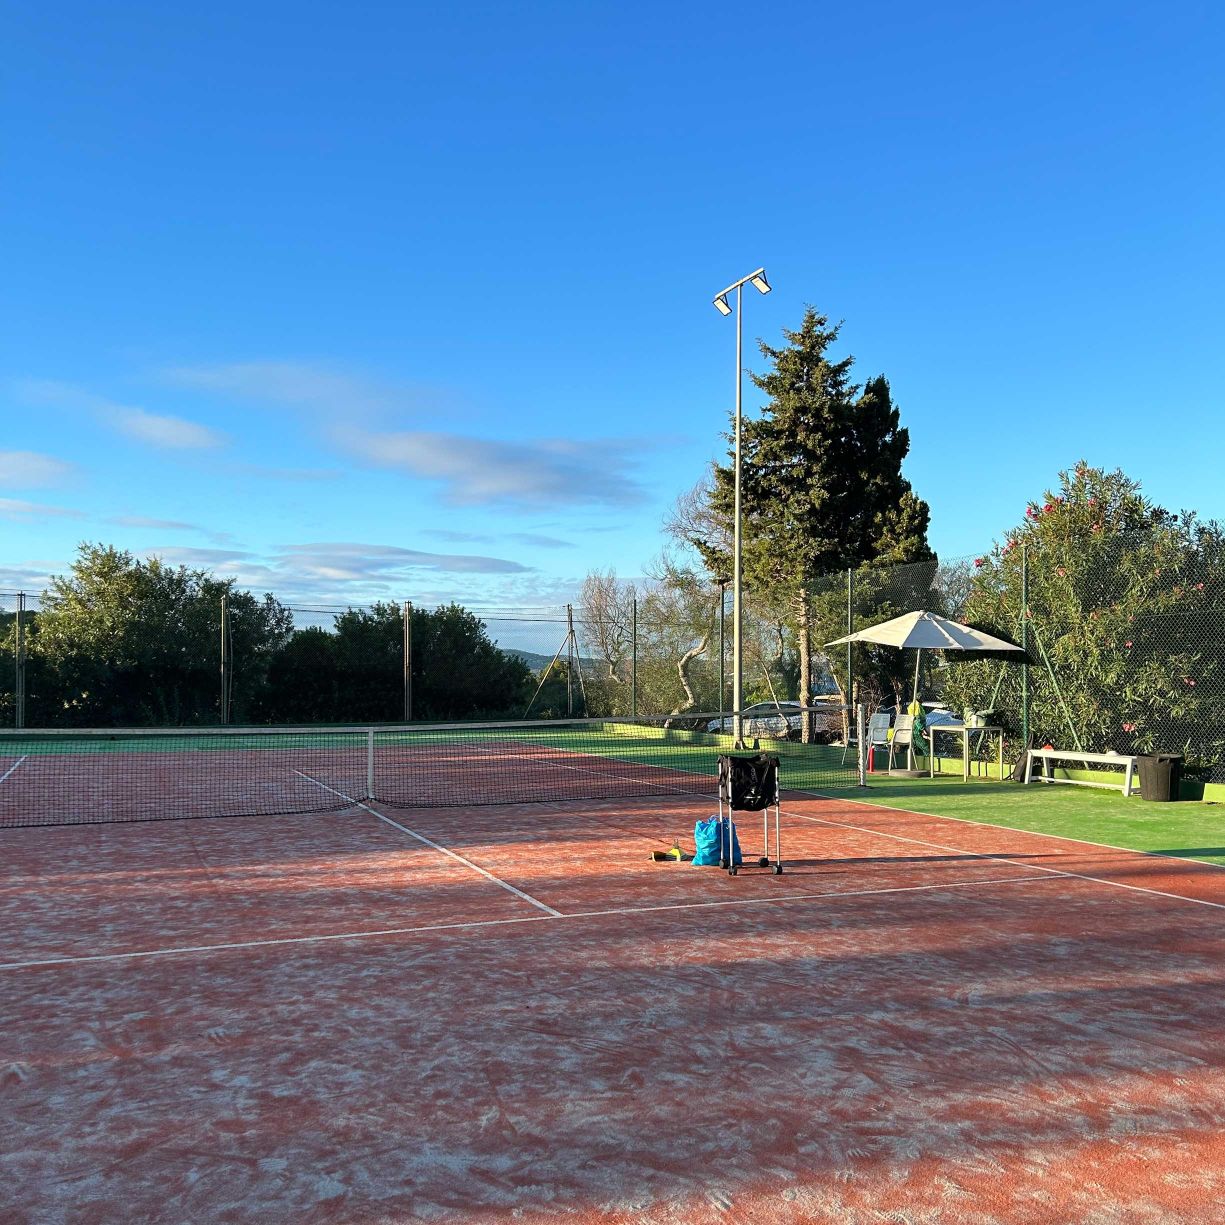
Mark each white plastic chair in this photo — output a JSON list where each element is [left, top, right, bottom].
[[844, 711, 892, 765], [887, 713, 927, 771]]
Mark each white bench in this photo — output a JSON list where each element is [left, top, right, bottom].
[[1024, 749, 1139, 796]]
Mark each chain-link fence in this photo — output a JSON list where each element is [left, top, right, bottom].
[[0, 590, 735, 728], [4, 524, 1224, 781], [811, 537, 1225, 783]]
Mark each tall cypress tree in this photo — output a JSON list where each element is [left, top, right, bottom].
[[692, 308, 934, 736]]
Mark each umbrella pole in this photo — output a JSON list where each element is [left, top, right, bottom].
[[909, 648, 922, 769]]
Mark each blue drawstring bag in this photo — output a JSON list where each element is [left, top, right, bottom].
[[692, 816, 742, 866]]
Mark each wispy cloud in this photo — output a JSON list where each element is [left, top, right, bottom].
[[111, 406, 224, 449], [0, 450, 75, 489], [231, 462, 342, 482], [277, 542, 530, 578], [0, 562, 61, 593], [162, 362, 398, 418], [508, 533, 575, 549], [425, 528, 495, 544], [159, 361, 650, 508], [336, 427, 644, 508], [110, 515, 204, 532], [125, 540, 531, 603], [15, 379, 225, 451], [0, 498, 83, 521], [141, 545, 258, 567], [424, 529, 574, 549]]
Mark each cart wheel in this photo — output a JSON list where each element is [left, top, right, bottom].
[[758, 856, 769, 868], [772, 864, 784, 875], [719, 858, 729, 870], [729, 865, 738, 876]]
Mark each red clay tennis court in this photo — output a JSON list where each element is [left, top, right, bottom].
[[3, 735, 1225, 1222]]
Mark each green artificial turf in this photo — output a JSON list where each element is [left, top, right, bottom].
[[849, 773, 1225, 867]]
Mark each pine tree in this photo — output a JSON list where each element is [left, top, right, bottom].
[[691, 308, 933, 737]]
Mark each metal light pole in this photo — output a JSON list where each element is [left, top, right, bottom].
[[712, 267, 771, 746], [716, 577, 730, 729]]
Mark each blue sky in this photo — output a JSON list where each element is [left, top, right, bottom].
[[3, 0, 1222, 613]]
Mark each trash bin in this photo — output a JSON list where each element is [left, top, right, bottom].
[[1137, 754, 1183, 802]]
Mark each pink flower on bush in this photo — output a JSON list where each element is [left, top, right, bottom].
[[1184, 678, 1197, 687], [1122, 722, 1136, 733], [1196, 582, 1205, 591], [1124, 640, 1132, 648], [974, 557, 985, 568], [1056, 566, 1066, 577]]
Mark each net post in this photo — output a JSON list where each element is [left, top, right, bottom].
[[367, 727, 375, 800], [856, 702, 867, 787], [403, 601, 413, 722], [15, 592, 26, 730]]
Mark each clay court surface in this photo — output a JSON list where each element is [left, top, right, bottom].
[[3, 791, 1225, 1224]]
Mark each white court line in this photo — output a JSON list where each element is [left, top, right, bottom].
[[293, 771, 561, 917], [0, 872, 1055, 972], [782, 804, 1225, 912], [801, 786, 1225, 872], [471, 740, 701, 796], [0, 755, 28, 786]]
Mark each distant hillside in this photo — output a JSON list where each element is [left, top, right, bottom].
[[506, 649, 556, 673], [506, 648, 598, 674]]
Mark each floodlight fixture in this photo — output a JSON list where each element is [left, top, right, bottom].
[[750, 271, 771, 295], [713, 295, 732, 316]]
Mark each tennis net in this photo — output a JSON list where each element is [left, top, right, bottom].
[[0, 709, 860, 828]]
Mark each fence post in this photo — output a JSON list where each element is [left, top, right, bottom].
[[219, 593, 230, 725], [402, 600, 413, 722], [565, 604, 575, 717], [631, 596, 638, 717], [1021, 545, 1029, 748], [15, 593, 26, 729]]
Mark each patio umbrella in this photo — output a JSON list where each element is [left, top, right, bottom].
[[826, 610, 1024, 707]]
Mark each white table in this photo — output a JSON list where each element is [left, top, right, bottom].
[[929, 724, 1005, 782]]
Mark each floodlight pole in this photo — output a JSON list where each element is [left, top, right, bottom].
[[713, 267, 770, 748], [733, 280, 745, 746]]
